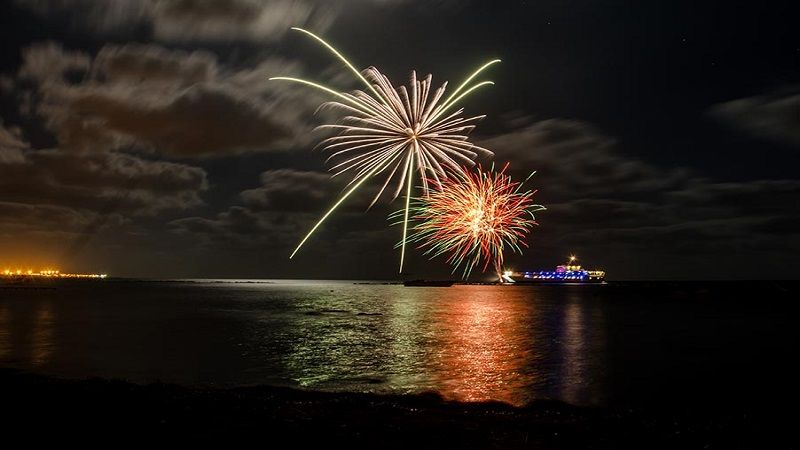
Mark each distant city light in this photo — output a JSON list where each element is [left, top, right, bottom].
[[1, 268, 107, 279]]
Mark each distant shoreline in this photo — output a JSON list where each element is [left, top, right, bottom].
[[4, 277, 800, 283]]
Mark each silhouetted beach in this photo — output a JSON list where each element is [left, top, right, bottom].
[[1, 369, 792, 448]]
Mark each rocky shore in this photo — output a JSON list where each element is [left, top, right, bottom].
[[1, 369, 790, 448]]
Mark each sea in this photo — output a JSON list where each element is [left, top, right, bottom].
[[0, 279, 796, 408]]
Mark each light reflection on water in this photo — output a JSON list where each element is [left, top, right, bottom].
[[0, 280, 790, 407], [0, 300, 55, 367], [235, 283, 608, 406], [0, 304, 9, 359], [430, 288, 534, 404], [32, 302, 54, 366]]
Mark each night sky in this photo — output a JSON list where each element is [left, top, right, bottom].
[[0, 1, 798, 280]]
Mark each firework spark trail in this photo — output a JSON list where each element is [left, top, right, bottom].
[[398, 164, 545, 279], [270, 27, 499, 271]]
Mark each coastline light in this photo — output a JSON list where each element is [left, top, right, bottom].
[[1, 267, 108, 278]]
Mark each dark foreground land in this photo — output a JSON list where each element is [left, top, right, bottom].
[[1, 369, 792, 449]]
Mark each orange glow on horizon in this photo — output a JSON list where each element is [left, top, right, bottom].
[[1, 267, 106, 279]]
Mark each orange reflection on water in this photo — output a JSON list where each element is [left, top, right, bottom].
[[0, 301, 55, 366], [432, 287, 534, 406], [31, 302, 54, 366], [0, 305, 9, 359], [559, 294, 607, 405], [561, 301, 585, 404]]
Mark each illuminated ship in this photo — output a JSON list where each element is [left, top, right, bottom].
[[501, 256, 605, 284]]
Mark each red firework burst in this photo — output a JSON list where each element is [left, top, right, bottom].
[[402, 164, 544, 279]]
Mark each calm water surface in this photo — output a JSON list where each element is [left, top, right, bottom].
[[0, 280, 796, 407]]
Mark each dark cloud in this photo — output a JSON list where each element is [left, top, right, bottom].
[[0, 122, 27, 147], [0, 148, 24, 164], [150, 0, 333, 43], [17, 41, 92, 85], [240, 169, 330, 211], [0, 31, 338, 273], [0, 122, 27, 163], [18, 0, 149, 34], [667, 179, 800, 213], [239, 169, 379, 212], [67, 84, 293, 157], [168, 202, 399, 270], [0, 201, 124, 237], [3, 39, 208, 267], [170, 206, 308, 247], [482, 119, 691, 198], [8, 42, 321, 157], [549, 180, 800, 247], [93, 44, 218, 85], [167, 202, 402, 279], [0, 148, 208, 215], [172, 167, 400, 251], [17, 0, 334, 43], [169, 166, 404, 258], [709, 88, 800, 147]]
